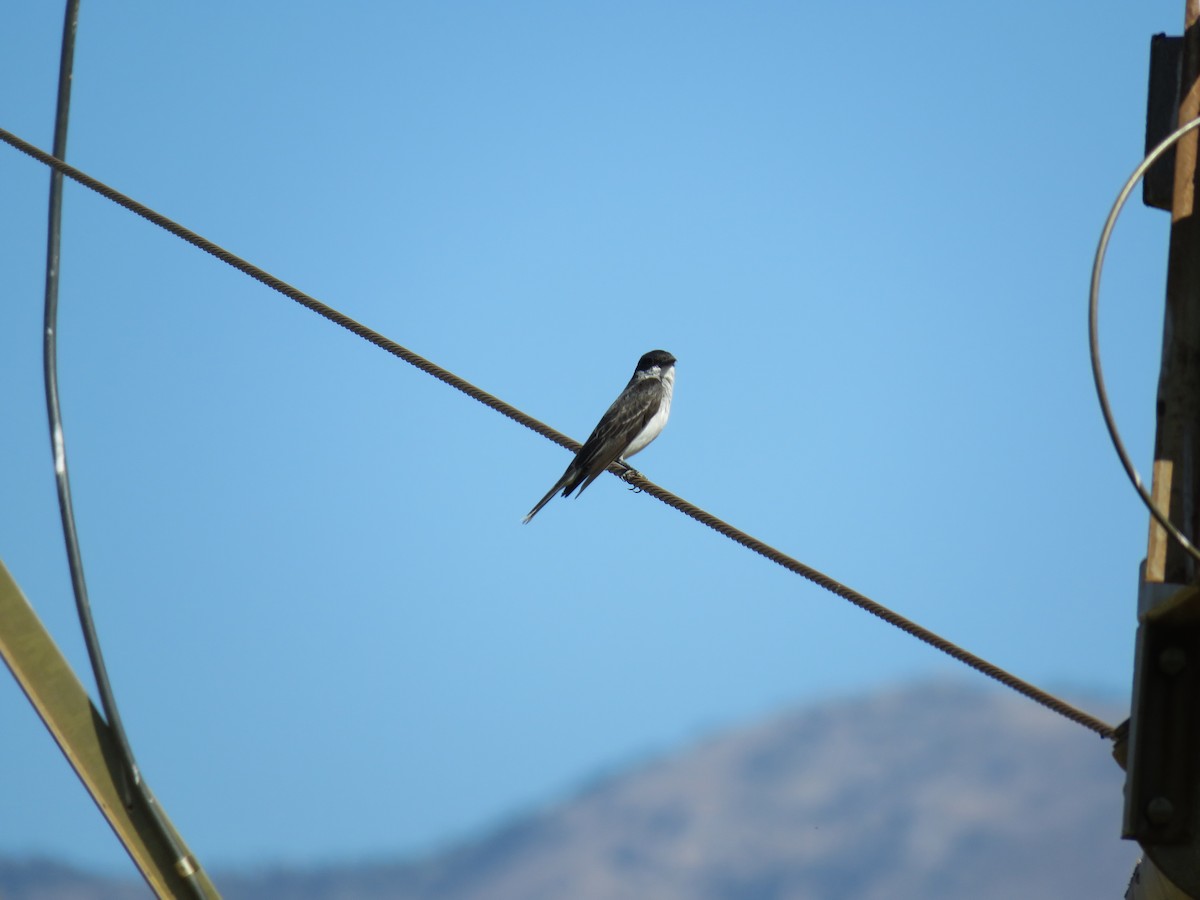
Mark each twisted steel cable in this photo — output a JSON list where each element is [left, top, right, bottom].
[[1, 124, 1115, 740], [625, 476, 1115, 738]]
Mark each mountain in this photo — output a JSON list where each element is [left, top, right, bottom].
[[0, 681, 1138, 899]]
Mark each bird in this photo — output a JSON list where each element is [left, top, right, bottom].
[[523, 349, 677, 523]]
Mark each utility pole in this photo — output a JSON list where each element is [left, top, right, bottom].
[[1148, 4, 1200, 587], [1125, 3, 1200, 897]]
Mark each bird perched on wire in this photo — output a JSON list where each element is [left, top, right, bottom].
[[523, 349, 677, 523]]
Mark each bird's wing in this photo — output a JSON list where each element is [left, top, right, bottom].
[[567, 378, 664, 498]]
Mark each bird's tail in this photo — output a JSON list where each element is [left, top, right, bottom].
[[522, 474, 572, 524]]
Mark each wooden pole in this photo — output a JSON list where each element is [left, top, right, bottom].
[[1147, 0, 1200, 586], [1125, 5, 1200, 898]]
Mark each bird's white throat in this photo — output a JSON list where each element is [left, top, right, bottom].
[[624, 365, 674, 458]]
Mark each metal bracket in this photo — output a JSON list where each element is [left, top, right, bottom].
[[0, 558, 217, 897], [1145, 34, 1183, 211], [1125, 578, 1200, 896]]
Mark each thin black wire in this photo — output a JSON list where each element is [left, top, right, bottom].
[[1089, 114, 1200, 568], [40, 5, 206, 895], [1, 124, 1115, 741]]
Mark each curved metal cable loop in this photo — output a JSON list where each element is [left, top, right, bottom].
[[1090, 114, 1200, 567], [1, 124, 1115, 741], [40, 5, 206, 893]]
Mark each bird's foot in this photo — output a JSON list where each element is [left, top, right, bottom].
[[619, 463, 643, 492]]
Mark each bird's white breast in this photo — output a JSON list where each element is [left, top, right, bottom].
[[623, 366, 674, 458]]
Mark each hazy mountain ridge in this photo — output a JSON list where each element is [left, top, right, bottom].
[[0, 681, 1137, 899]]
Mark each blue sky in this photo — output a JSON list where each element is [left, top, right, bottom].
[[0, 1, 1177, 876]]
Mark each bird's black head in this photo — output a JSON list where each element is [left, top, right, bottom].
[[637, 349, 676, 372]]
